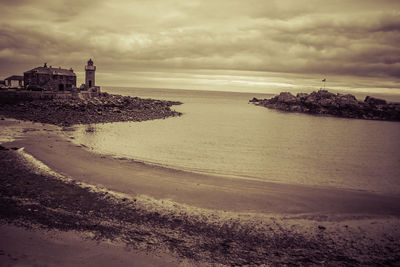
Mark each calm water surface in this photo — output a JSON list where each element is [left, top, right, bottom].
[[72, 87, 400, 194]]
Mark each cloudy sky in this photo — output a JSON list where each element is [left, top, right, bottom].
[[1, 0, 400, 90]]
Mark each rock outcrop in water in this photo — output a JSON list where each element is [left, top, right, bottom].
[[250, 90, 400, 121], [0, 92, 182, 126]]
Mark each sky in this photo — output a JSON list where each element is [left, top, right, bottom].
[[1, 0, 400, 91]]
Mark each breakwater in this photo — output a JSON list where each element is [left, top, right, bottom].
[[0, 92, 182, 126], [250, 90, 400, 121]]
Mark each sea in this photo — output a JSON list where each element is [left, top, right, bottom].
[[70, 84, 400, 195]]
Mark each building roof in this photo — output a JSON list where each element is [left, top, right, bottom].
[[24, 66, 76, 76], [5, 75, 23, 81]]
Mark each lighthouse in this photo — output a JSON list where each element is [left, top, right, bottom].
[[85, 59, 96, 88]]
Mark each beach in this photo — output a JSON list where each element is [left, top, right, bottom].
[[1, 118, 400, 266], [2, 0, 400, 264]]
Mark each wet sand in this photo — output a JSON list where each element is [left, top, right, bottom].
[[4, 120, 400, 216], [1, 119, 400, 265], [0, 224, 181, 267]]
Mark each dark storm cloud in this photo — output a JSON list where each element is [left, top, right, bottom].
[[262, 11, 400, 74], [0, 0, 399, 81]]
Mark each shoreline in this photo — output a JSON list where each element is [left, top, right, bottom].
[[3, 119, 400, 215], [2, 118, 400, 215], [62, 139, 400, 197], [0, 92, 182, 126], [1, 118, 400, 265]]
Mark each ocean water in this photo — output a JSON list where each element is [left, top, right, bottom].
[[71, 87, 400, 194]]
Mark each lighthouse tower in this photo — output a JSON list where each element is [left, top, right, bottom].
[[85, 59, 96, 88]]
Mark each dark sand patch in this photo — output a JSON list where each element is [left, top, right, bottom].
[[0, 224, 181, 267]]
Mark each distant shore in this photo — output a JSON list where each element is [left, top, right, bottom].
[[0, 92, 182, 126], [1, 119, 400, 265]]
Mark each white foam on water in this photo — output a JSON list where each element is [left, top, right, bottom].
[[0, 123, 23, 143], [14, 147, 397, 246], [16, 148, 67, 180]]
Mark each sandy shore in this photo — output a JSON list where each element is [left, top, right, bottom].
[[0, 224, 182, 267], [1, 118, 400, 265], [5, 120, 400, 216]]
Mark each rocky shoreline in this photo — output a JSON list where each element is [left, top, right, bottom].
[[250, 90, 400, 121], [0, 92, 182, 126]]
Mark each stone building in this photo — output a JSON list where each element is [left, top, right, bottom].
[[4, 75, 24, 88], [23, 63, 76, 91]]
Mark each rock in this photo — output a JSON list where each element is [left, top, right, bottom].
[[251, 90, 400, 121], [337, 94, 359, 108], [0, 93, 183, 126], [289, 105, 303, 112], [296, 93, 309, 100], [319, 98, 335, 108], [277, 92, 298, 104], [364, 96, 387, 106], [315, 90, 335, 99]]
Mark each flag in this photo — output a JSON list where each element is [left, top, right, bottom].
[[322, 78, 326, 82]]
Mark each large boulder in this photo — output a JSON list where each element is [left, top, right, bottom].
[[277, 92, 298, 104], [364, 96, 387, 106], [319, 98, 336, 108], [315, 90, 336, 99], [336, 94, 359, 108], [296, 93, 309, 101]]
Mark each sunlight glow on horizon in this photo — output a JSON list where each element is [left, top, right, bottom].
[[87, 68, 400, 98]]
